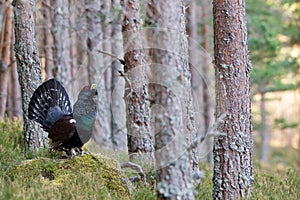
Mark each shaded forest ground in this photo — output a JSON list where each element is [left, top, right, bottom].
[[0, 119, 299, 200]]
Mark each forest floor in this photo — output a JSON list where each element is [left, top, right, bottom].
[[0, 119, 299, 200]]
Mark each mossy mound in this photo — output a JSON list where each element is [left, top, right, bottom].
[[9, 153, 130, 199]]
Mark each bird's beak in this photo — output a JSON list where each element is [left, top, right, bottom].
[[90, 84, 97, 90], [91, 84, 98, 95]]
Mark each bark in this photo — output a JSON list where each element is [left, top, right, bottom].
[[70, 0, 85, 80], [84, 0, 112, 149], [201, 0, 214, 163], [41, 0, 53, 80], [12, 0, 48, 152], [121, 0, 154, 160], [0, 1, 4, 26], [10, 23, 22, 118], [212, 0, 253, 199], [52, 0, 72, 92], [69, 0, 77, 72], [186, 0, 205, 183], [202, 0, 213, 131], [111, 0, 127, 151], [145, 0, 195, 199], [0, 5, 13, 118], [102, 0, 113, 149], [70, 0, 86, 80], [11, 61, 22, 118], [259, 91, 269, 162], [6, 71, 13, 118]]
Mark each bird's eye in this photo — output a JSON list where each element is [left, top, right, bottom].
[[69, 119, 76, 124]]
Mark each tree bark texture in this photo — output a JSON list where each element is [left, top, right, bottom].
[[12, 0, 48, 152], [10, 26, 22, 118], [11, 61, 22, 118], [41, 0, 53, 80], [201, 0, 213, 133], [146, 0, 195, 199], [102, 0, 113, 149], [213, 0, 253, 199], [84, 0, 113, 149], [0, 4, 13, 118], [52, 0, 72, 92], [69, 0, 85, 80], [121, 0, 154, 160], [201, 0, 214, 163], [186, 0, 205, 183], [111, 0, 127, 151]]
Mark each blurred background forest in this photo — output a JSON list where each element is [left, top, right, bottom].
[[0, 0, 299, 167]]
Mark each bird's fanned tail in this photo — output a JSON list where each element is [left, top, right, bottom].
[[28, 79, 73, 131]]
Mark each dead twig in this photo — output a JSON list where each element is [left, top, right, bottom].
[[120, 161, 146, 185]]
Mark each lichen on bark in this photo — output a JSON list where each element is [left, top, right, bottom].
[[212, 0, 254, 199], [12, 0, 48, 152]]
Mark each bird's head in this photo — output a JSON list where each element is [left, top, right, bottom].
[[77, 83, 98, 100]]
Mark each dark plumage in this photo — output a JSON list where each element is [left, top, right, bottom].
[[73, 84, 98, 144], [28, 79, 98, 156]]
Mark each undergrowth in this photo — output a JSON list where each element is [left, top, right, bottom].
[[0, 119, 299, 199]]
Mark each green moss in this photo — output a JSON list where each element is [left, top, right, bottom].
[[9, 154, 130, 199]]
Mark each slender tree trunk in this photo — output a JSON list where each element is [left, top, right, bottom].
[[111, 0, 127, 151], [73, 1, 86, 81], [202, 0, 213, 132], [146, 0, 195, 199], [6, 71, 13, 118], [121, 0, 154, 160], [212, 0, 253, 199], [13, 0, 48, 152], [11, 61, 22, 118], [259, 91, 269, 162], [0, 5, 13, 118], [102, 0, 113, 148], [52, 0, 72, 92], [186, 0, 205, 183], [69, 0, 80, 81], [201, 0, 214, 163], [10, 26, 22, 118], [41, 0, 53, 80], [84, 0, 112, 149]]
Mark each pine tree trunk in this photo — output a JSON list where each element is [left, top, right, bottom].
[[6, 71, 13, 118], [201, 0, 214, 163], [212, 0, 253, 199], [121, 0, 154, 160], [12, 0, 48, 152], [41, 0, 53, 80], [52, 0, 72, 92], [259, 91, 269, 162], [146, 0, 195, 199], [186, 0, 205, 182], [111, 0, 127, 151], [69, 0, 85, 81], [84, 0, 112, 149], [102, 0, 113, 149], [10, 27, 22, 118], [11, 61, 22, 118], [0, 5, 13, 118]]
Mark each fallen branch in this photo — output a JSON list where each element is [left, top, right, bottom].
[[120, 161, 146, 185]]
